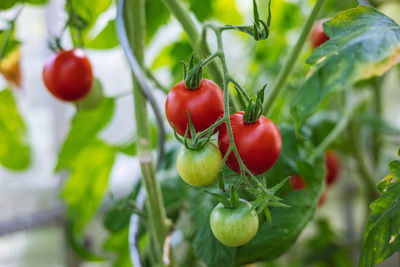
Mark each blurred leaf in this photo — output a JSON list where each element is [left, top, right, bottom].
[[0, 0, 47, 9], [189, 189, 236, 267], [359, 157, 400, 267], [145, 0, 170, 42], [152, 38, 193, 85], [302, 218, 353, 267], [266, 124, 303, 186], [104, 182, 141, 232], [291, 6, 400, 131], [55, 98, 114, 171], [0, 0, 17, 10], [69, 0, 113, 46], [22, 0, 48, 5], [85, 20, 119, 49], [66, 221, 105, 262], [185, 0, 212, 21], [0, 25, 21, 59], [104, 228, 132, 267], [183, 0, 241, 24], [62, 139, 117, 234], [70, 0, 112, 28], [0, 88, 30, 170], [358, 114, 400, 136]]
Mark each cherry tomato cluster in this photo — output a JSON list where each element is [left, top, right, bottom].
[[165, 77, 282, 247], [290, 150, 341, 207]]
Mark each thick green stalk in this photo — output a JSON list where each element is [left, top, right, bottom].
[[124, 0, 169, 260], [161, 0, 224, 87], [263, 0, 326, 114]]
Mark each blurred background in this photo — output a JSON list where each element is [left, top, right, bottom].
[[1, 0, 400, 266]]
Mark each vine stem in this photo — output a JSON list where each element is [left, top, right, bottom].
[[263, 0, 326, 115], [117, 0, 169, 263], [205, 24, 266, 193]]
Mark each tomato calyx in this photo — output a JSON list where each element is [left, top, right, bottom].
[[236, 83, 267, 124], [181, 55, 203, 89], [173, 111, 223, 150], [225, 0, 271, 41]]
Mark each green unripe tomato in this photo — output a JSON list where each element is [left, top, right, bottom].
[[176, 142, 222, 186], [210, 199, 259, 247], [76, 78, 104, 110]]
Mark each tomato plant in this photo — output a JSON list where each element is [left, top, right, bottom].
[[42, 49, 93, 101], [218, 111, 282, 175], [165, 79, 224, 137], [2, 0, 400, 267], [210, 199, 259, 247]]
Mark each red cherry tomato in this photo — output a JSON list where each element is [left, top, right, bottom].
[[325, 150, 340, 186], [290, 175, 306, 190], [309, 19, 330, 49], [43, 49, 93, 101], [165, 79, 224, 137], [218, 112, 282, 175]]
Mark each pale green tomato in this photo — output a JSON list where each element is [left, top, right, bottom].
[[210, 199, 259, 247], [176, 142, 222, 186]]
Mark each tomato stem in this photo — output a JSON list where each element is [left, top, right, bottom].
[[117, 0, 170, 264], [263, 0, 326, 115]]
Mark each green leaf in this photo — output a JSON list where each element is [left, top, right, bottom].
[[22, 0, 48, 5], [358, 114, 400, 136], [359, 160, 400, 267], [0, 0, 47, 10], [189, 189, 236, 267], [68, 0, 113, 46], [104, 182, 141, 232], [0, 0, 17, 10], [55, 98, 114, 171], [145, 0, 170, 42], [184, 0, 241, 24], [237, 158, 325, 264], [70, 0, 112, 28], [62, 139, 117, 234], [85, 19, 119, 49], [103, 228, 132, 267], [66, 221, 105, 262], [291, 6, 400, 131], [0, 88, 30, 170]]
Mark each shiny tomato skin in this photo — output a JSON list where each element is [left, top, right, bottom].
[[325, 150, 340, 186], [309, 19, 330, 49], [43, 49, 93, 101], [165, 79, 224, 137], [218, 112, 282, 175], [176, 142, 222, 186], [210, 199, 259, 247]]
